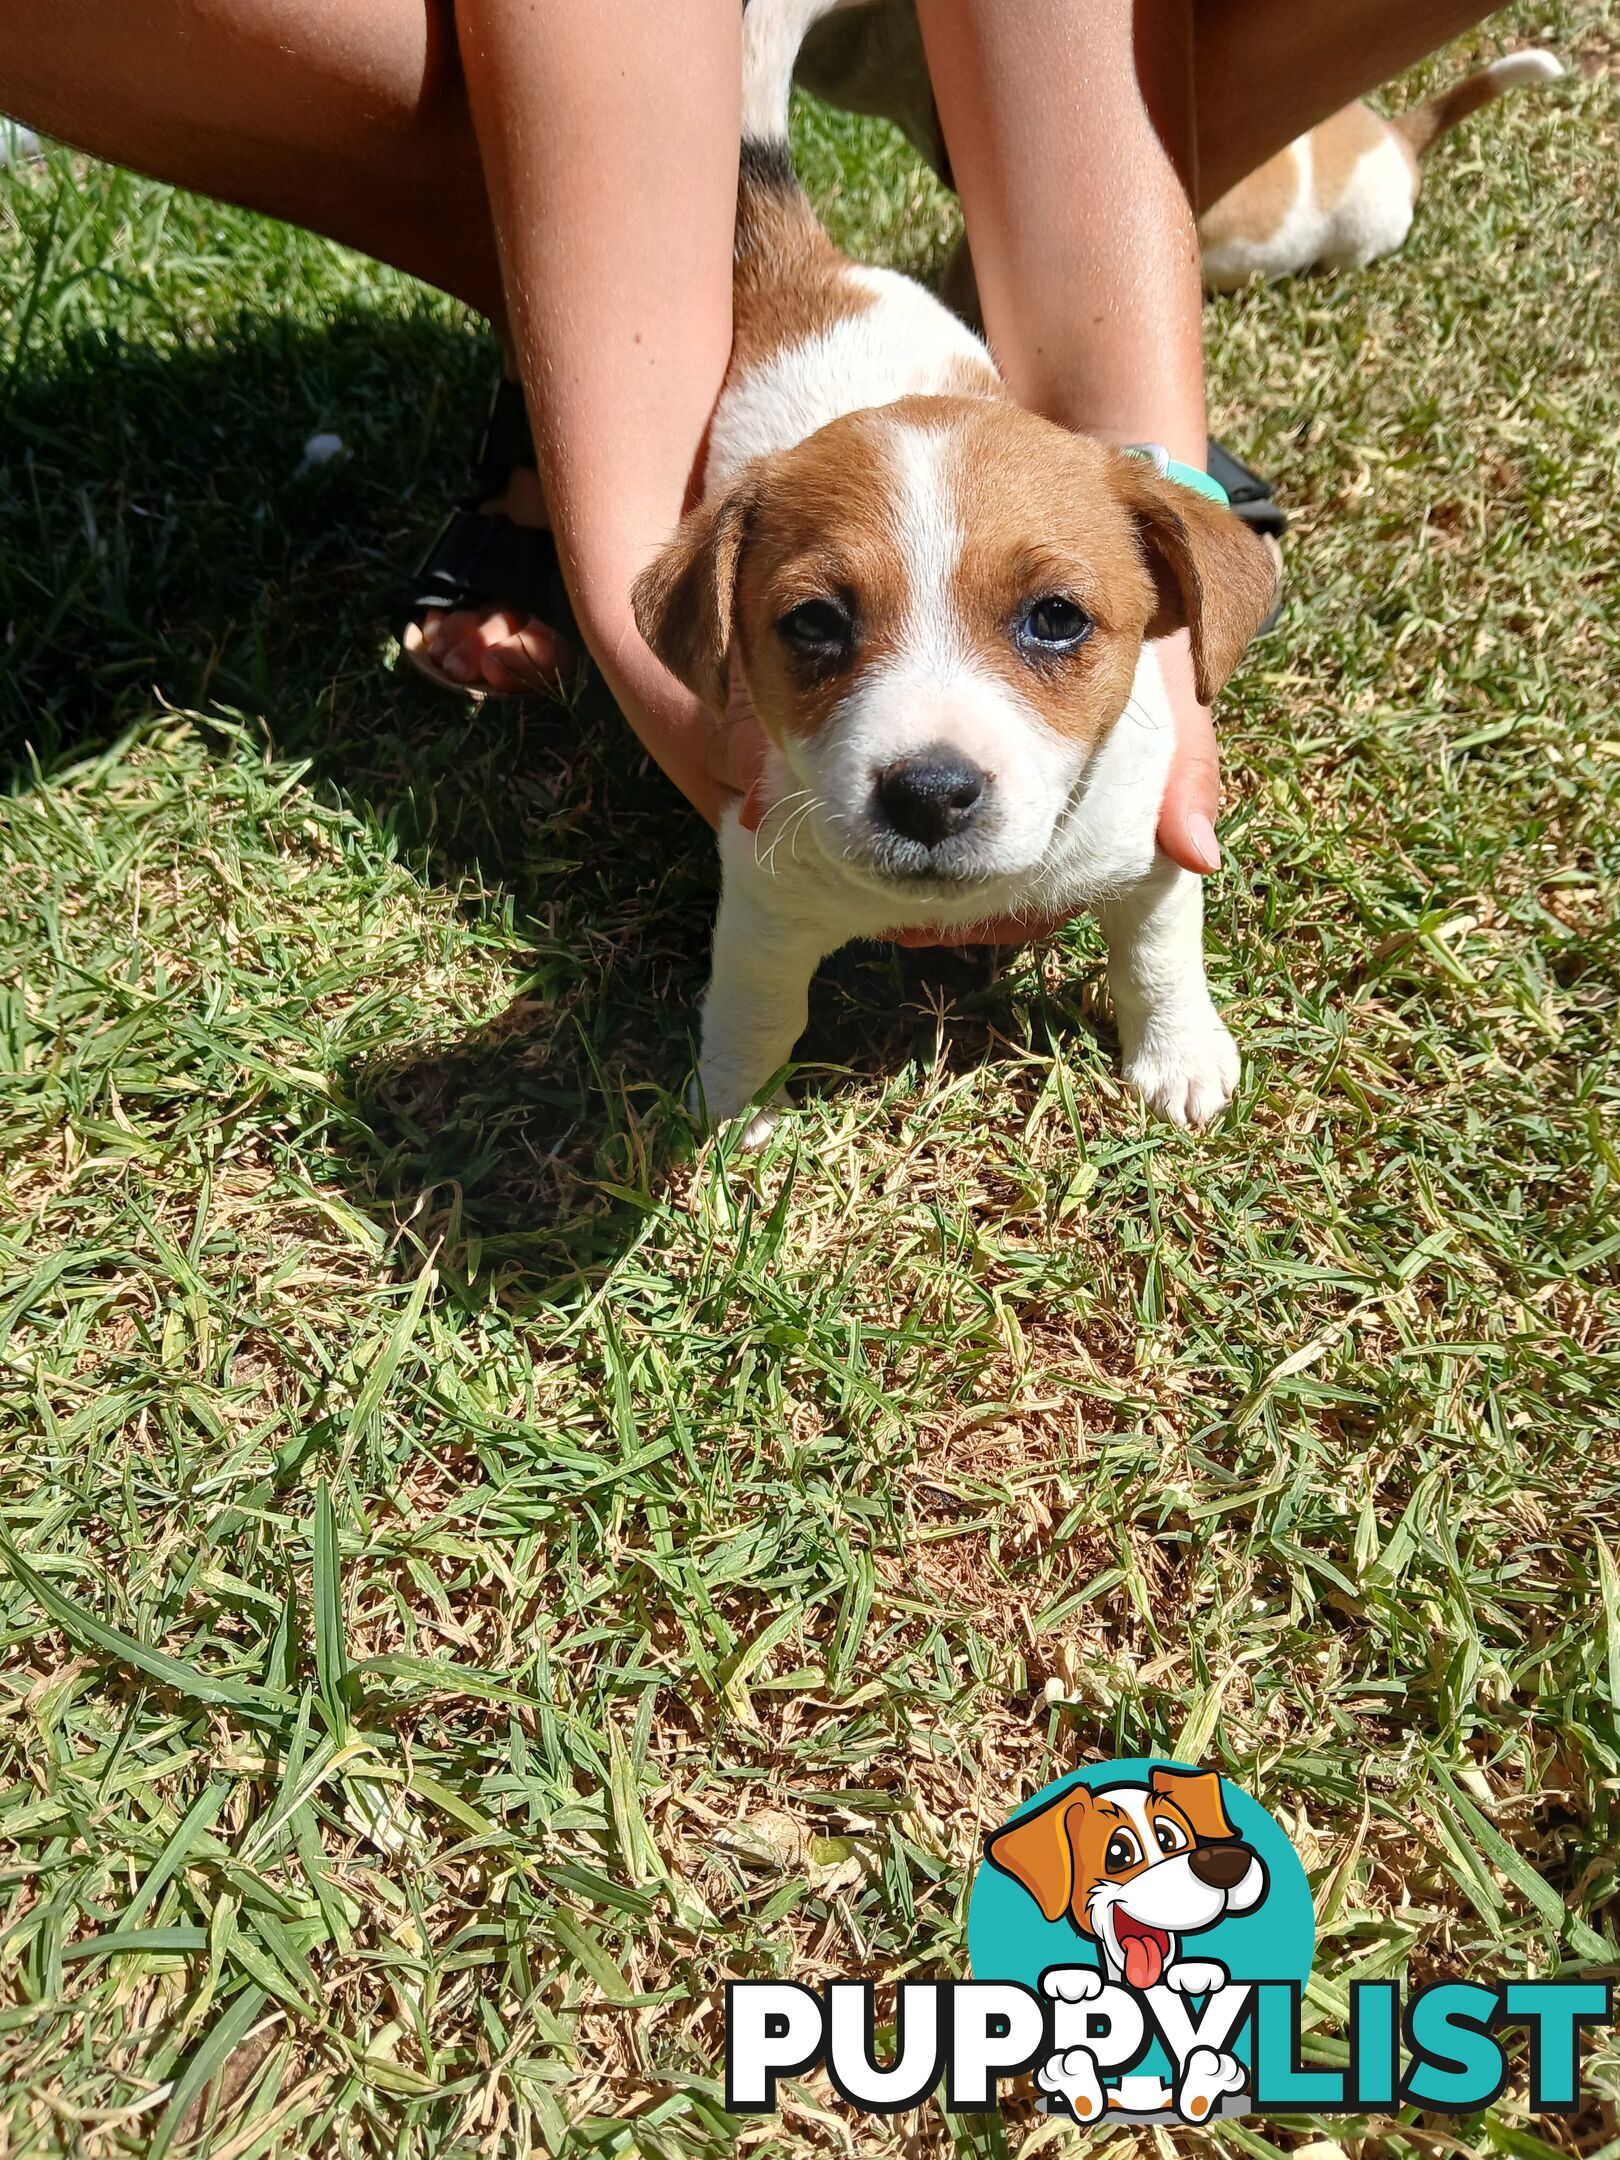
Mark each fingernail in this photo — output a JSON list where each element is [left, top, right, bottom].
[[442, 649, 473, 682], [1187, 812, 1221, 873], [426, 632, 447, 660]]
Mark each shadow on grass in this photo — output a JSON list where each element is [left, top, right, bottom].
[[3, 306, 1056, 1279], [336, 939, 1034, 1294]]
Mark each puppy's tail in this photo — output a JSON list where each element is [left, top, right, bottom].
[[739, 0, 861, 212], [1392, 48, 1564, 159], [741, 0, 861, 150]]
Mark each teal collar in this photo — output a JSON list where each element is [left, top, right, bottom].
[[1120, 442, 1229, 507]]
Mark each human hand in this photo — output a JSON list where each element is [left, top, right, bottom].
[[1152, 629, 1223, 876]]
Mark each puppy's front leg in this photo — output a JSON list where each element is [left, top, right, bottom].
[[1096, 853, 1240, 1129], [693, 839, 827, 1137]]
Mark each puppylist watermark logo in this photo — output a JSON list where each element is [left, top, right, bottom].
[[725, 1757, 1610, 2124]]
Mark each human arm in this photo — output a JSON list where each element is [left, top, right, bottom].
[[455, 0, 741, 825], [916, 0, 1224, 885]]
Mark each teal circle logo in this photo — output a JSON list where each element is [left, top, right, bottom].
[[968, 1758, 1313, 2125]]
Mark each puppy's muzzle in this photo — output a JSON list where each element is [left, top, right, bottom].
[[1187, 1842, 1254, 1891], [874, 746, 987, 849]]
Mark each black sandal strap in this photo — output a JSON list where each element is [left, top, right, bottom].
[[476, 375, 536, 487], [406, 372, 579, 648], [1207, 438, 1287, 539], [411, 506, 578, 644]]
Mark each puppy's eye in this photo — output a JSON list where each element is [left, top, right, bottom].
[[1154, 1819, 1189, 1856], [778, 596, 855, 659], [1104, 1830, 1140, 1873], [1017, 595, 1093, 651]]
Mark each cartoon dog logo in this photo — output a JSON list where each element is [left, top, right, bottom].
[[986, 1766, 1269, 2124]]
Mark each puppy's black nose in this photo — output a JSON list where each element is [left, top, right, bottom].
[[1188, 1842, 1253, 1890], [876, 748, 986, 847]]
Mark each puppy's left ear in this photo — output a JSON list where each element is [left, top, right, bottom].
[[1149, 1766, 1237, 1844], [630, 468, 763, 715], [1112, 457, 1279, 703]]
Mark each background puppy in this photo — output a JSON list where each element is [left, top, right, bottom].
[[1200, 50, 1565, 289], [793, 7, 1563, 294], [635, 0, 1277, 1138]]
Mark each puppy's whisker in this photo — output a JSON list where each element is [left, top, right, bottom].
[[753, 786, 811, 841], [760, 793, 822, 878], [781, 794, 825, 867], [1120, 691, 1169, 737], [752, 789, 814, 875]]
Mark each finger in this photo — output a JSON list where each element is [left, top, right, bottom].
[[1157, 698, 1223, 874], [707, 664, 770, 805], [708, 720, 764, 797]]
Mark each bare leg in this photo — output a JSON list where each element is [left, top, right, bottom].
[[3, 1, 502, 316], [2, 0, 742, 809]]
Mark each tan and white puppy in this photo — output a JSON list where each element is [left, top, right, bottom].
[[634, 0, 1277, 1137], [989, 1767, 1267, 2126], [1200, 50, 1564, 291], [988, 1768, 1267, 1992]]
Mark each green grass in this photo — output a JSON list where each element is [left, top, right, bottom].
[[2, 12, 1619, 2156]]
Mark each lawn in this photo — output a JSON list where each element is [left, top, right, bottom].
[[2, 10, 1618, 2156]]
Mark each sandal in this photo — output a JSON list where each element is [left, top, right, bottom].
[[401, 376, 580, 697], [1207, 437, 1287, 637]]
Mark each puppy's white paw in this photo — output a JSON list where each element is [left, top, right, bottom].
[[1043, 1964, 1105, 2004], [687, 1072, 785, 1148], [1037, 2046, 1105, 2122], [735, 1104, 782, 1151], [1175, 2044, 1246, 2124], [1123, 1009, 1241, 1129], [1163, 1958, 1229, 1997]]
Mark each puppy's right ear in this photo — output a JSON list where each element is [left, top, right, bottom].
[[1110, 453, 1279, 703], [630, 472, 761, 714], [1149, 1767, 1237, 1843], [987, 1786, 1094, 1925]]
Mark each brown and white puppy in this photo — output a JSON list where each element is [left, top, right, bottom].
[[988, 1767, 1267, 2126], [987, 1767, 1266, 1989], [634, 0, 1278, 1138], [1199, 50, 1564, 291]]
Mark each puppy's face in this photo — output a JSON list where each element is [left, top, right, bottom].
[[634, 396, 1276, 902], [987, 1768, 1269, 1990]]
